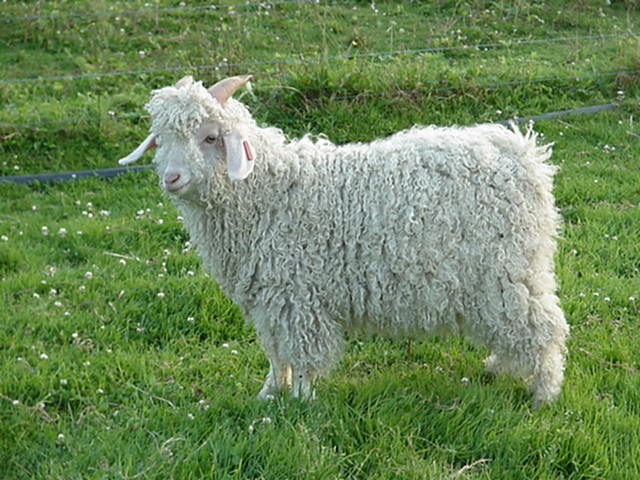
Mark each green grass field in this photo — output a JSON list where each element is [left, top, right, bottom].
[[2, 1, 640, 478]]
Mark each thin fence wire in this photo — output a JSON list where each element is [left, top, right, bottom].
[[333, 69, 635, 101], [2, 32, 636, 85], [0, 0, 317, 22], [0, 68, 634, 129]]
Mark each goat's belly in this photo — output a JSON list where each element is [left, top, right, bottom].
[[326, 262, 466, 337]]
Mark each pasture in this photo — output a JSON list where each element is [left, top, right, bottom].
[[1, 1, 639, 478]]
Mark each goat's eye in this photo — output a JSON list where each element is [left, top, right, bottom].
[[204, 135, 217, 144]]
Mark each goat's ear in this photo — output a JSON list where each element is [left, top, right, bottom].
[[223, 125, 254, 180], [118, 134, 157, 165]]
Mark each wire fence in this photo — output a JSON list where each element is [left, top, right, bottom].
[[0, 67, 634, 129], [2, 31, 635, 85], [0, 3, 636, 131]]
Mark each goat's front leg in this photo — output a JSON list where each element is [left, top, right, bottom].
[[257, 358, 292, 400], [291, 367, 316, 400], [253, 295, 344, 401]]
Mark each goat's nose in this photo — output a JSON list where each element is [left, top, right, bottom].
[[164, 172, 180, 186]]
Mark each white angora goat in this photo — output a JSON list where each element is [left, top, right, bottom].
[[120, 75, 568, 407]]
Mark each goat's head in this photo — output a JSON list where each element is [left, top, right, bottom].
[[119, 75, 255, 198]]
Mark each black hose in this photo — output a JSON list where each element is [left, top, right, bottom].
[[0, 103, 619, 185], [0, 164, 153, 184]]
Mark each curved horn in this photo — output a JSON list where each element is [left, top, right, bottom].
[[208, 75, 252, 106]]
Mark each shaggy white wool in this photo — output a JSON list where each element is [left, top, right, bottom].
[[134, 78, 569, 407]]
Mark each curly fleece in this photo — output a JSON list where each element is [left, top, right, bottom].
[[145, 77, 569, 406]]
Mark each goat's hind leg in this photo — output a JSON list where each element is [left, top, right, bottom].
[[529, 341, 566, 408], [484, 352, 509, 376]]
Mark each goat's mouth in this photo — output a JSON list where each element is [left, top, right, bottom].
[[165, 179, 192, 194]]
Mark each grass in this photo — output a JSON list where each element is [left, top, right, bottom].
[[1, 1, 640, 479]]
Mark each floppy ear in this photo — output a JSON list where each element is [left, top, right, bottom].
[[223, 124, 255, 180], [118, 133, 157, 165]]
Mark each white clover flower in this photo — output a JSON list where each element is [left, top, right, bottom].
[[0, 235, 8, 241], [40, 353, 49, 360], [58, 228, 67, 236], [57, 433, 65, 441], [157, 292, 165, 298], [85, 272, 93, 280], [249, 417, 272, 434], [60, 379, 68, 386]]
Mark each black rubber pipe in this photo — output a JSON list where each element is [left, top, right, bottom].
[[0, 103, 619, 185]]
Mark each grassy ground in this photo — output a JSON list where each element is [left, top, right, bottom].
[[1, 1, 640, 479]]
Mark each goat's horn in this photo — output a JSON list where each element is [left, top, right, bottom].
[[208, 75, 252, 106]]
